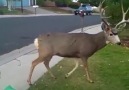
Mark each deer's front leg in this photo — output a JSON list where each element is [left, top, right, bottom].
[[81, 57, 94, 83]]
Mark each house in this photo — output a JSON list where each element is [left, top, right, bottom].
[[0, 0, 7, 6], [72, 0, 79, 3], [0, 0, 36, 7]]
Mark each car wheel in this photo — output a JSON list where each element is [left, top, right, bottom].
[[84, 13, 86, 15], [89, 13, 92, 15], [74, 13, 77, 15]]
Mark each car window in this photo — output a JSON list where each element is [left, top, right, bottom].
[[79, 7, 85, 10], [86, 6, 92, 11], [82, 5, 86, 7]]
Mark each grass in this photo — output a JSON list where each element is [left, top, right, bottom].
[[28, 44, 129, 90], [0, 7, 33, 15]]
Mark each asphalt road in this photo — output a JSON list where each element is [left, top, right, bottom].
[[0, 15, 101, 55]]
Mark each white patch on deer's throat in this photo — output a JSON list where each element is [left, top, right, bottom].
[[114, 35, 120, 42], [34, 38, 39, 49], [106, 41, 110, 44], [107, 35, 120, 44]]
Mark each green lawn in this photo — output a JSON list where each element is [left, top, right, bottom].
[[0, 7, 32, 15], [28, 45, 129, 90]]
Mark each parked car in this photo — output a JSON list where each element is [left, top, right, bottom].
[[74, 4, 93, 15]]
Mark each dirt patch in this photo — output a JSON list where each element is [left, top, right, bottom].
[[121, 36, 129, 47]]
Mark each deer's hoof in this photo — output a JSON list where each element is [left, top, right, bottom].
[[29, 83, 33, 86], [65, 74, 69, 78], [65, 76, 68, 79], [88, 80, 94, 83], [90, 81, 94, 83], [27, 80, 32, 85], [54, 77, 57, 79], [51, 76, 57, 79]]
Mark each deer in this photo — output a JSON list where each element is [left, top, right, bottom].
[[27, 0, 129, 85], [27, 19, 121, 85]]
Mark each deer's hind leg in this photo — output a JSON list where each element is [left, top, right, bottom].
[[27, 56, 44, 85], [27, 50, 52, 85], [44, 56, 56, 79]]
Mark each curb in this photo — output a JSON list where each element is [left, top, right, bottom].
[[0, 13, 100, 18], [0, 14, 73, 18]]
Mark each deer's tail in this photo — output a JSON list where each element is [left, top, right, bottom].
[[34, 38, 39, 49]]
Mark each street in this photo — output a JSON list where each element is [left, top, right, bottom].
[[0, 15, 101, 55]]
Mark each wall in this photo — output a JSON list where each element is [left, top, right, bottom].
[[0, 0, 7, 6], [12, 0, 30, 7], [0, 0, 30, 7]]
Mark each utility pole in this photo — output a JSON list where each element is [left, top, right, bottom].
[[7, 0, 12, 11], [35, 0, 37, 5], [79, 11, 85, 33], [21, 0, 23, 13]]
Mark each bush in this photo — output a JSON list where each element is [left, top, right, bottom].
[[105, 0, 129, 25], [105, 2, 121, 25], [0, 10, 4, 15], [37, 0, 45, 6], [69, 3, 79, 9], [55, 1, 67, 7]]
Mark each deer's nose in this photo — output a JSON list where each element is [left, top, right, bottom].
[[117, 42, 121, 45]]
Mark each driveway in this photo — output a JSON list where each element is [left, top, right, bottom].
[[23, 6, 57, 14]]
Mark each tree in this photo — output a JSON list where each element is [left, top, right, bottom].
[[105, 0, 129, 25], [6, 0, 13, 11], [37, 0, 45, 6]]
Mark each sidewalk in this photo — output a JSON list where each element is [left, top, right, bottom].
[[0, 6, 64, 18], [23, 6, 57, 14], [0, 6, 73, 18], [0, 24, 102, 90]]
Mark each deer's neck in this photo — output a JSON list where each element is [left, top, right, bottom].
[[94, 31, 107, 50]]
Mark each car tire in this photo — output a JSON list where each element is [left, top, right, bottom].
[[84, 13, 86, 15], [74, 13, 77, 15]]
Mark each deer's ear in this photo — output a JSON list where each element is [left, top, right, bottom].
[[101, 19, 112, 32], [101, 22, 106, 31], [101, 22, 110, 32]]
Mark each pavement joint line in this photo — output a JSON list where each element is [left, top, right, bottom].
[[0, 48, 37, 66], [14, 59, 21, 66]]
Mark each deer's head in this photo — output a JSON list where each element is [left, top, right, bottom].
[[98, 0, 129, 45], [101, 19, 121, 45]]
